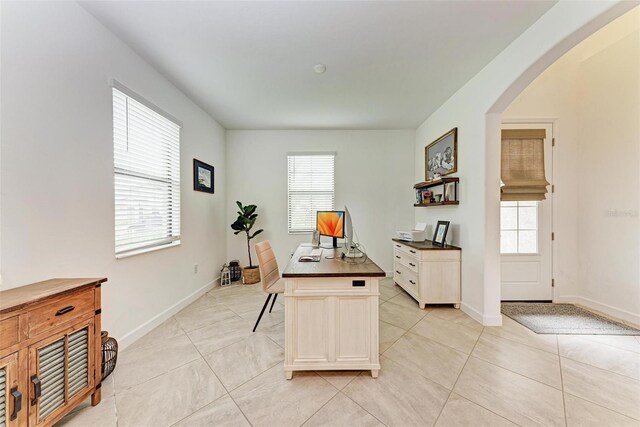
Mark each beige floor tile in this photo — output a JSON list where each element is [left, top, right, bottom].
[[204, 333, 284, 390], [384, 332, 468, 389], [343, 356, 449, 427], [379, 320, 406, 353], [411, 315, 481, 354], [303, 392, 383, 427], [230, 365, 337, 427], [472, 332, 562, 389], [561, 357, 640, 420], [379, 280, 402, 301], [187, 316, 254, 355], [240, 306, 285, 329], [453, 357, 565, 426], [484, 316, 558, 354], [260, 321, 285, 348], [57, 395, 117, 427], [386, 289, 421, 309], [101, 373, 115, 398], [435, 393, 517, 427], [173, 394, 250, 427], [429, 307, 484, 332], [558, 335, 640, 380], [316, 371, 360, 390], [175, 302, 239, 332], [577, 334, 640, 353], [219, 293, 274, 315], [379, 300, 426, 330], [114, 333, 201, 392], [117, 359, 226, 427], [127, 316, 185, 350], [564, 393, 639, 427]]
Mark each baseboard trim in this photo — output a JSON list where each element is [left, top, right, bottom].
[[460, 302, 502, 326], [119, 277, 218, 350], [555, 295, 640, 328], [384, 270, 393, 278]]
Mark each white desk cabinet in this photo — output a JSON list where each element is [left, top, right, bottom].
[[392, 239, 461, 309]]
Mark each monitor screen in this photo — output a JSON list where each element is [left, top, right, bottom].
[[316, 211, 345, 238]]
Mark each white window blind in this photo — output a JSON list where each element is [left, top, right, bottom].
[[287, 153, 335, 233], [113, 87, 181, 257]]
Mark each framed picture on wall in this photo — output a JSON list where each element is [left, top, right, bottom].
[[425, 128, 458, 180], [193, 159, 215, 193]]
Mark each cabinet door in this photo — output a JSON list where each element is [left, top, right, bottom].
[[0, 353, 26, 427], [422, 261, 460, 302], [335, 297, 371, 362], [28, 319, 94, 426], [290, 297, 330, 364]]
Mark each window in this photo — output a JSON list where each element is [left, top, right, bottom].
[[287, 153, 335, 233], [500, 201, 538, 254], [113, 86, 181, 257]]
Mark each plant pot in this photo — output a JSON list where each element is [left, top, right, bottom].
[[243, 266, 261, 284]]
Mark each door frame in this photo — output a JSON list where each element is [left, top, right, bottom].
[[501, 118, 558, 302]]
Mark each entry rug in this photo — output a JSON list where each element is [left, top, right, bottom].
[[501, 303, 640, 335]]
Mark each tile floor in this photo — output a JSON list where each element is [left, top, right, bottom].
[[57, 278, 640, 427]]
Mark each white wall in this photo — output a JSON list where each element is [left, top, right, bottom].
[[413, 1, 636, 325], [0, 2, 228, 346], [226, 130, 415, 274], [504, 9, 640, 325]]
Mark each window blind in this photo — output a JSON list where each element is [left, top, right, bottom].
[[287, 153, 335, 233], [113, 87, 181, 257]]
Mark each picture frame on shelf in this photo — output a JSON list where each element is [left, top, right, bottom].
[[425, 128, 457, 180], [193, 158, 215, 193], [432, 220, 450, 247]]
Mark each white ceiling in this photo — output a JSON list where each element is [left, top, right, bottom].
[[80, 1, 556, 130]]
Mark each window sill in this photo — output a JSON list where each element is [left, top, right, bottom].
[[116, 240, 181, 259]]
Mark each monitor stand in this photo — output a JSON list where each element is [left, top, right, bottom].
[[320, 236, 338, 249]]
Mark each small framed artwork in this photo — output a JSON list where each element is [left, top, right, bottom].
[[425, 128, 457, 180], [193, 159, 215, 193], [432, 220, 450, 247]]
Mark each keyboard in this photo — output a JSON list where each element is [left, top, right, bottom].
[[310, 248, 322, 257]]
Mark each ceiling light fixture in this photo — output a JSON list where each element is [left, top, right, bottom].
[[313, 64, 327, 74]]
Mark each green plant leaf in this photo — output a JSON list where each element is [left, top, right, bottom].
[[250, 229, 263, 239], [236, 201, 243, 210]]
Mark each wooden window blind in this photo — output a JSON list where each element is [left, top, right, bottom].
[[501, 129, 550, 201], [287, 153, 335, 233], [113, 87, 181, 257]]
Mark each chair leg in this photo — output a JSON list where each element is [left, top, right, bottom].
[[253, 294, 272, 332], [269, 293, 278, 313]]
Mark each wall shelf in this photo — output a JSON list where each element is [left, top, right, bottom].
[[414, 177, 459, 206]]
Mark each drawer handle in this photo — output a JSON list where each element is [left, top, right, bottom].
[[395, 270, 401, 274], [55, 305, 75, 316], [409, 280, 416, 285], [395, 255, 401, 259], [410, 250, 416, 254], [11, 387, 22, 420], [409, 263, 416, 267], [395, 245, 401, 248], [31, 375, 41, 406]]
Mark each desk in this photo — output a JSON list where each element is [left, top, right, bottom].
[[282, 245, 385, 379]]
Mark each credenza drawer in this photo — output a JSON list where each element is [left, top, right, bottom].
[[291, 278, 372, 293], [28, 288, 95, 337], [393, 262, 418, 296], [393, 242, 420, 258], [393, 250, 418, 273], [0, 315, 20, 348]]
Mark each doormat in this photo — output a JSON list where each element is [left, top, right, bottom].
[[501, 303, 640, 335]]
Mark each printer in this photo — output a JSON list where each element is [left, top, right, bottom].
[[396, 222, 428, 242]]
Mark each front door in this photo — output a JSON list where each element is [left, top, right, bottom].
[[500, 122, 554, 301]]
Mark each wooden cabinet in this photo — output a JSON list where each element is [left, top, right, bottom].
[[392, 239, 461, 309], [0, 278, 106, 427]]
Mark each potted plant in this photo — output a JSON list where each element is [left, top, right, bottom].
[[230, 201, 264, 284]]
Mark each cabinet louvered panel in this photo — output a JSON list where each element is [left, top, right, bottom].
[[0, 367, 6, 427], [38, 338, 66, 420], [67, 328, 89, 398]]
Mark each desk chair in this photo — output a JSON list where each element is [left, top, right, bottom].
[[253, 240, 284, 332]]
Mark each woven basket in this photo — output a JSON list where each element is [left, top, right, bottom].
[[243, 266, 261, 284], [100, 331, 118, 380]]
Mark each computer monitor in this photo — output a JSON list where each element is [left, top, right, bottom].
[[316, 211, 345, 249]]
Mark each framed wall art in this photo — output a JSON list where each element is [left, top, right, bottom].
[[193, 158, 215, 193], [425, 128, 457, 180]]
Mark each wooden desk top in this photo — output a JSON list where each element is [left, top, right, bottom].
[[392, 238, 461, 251], [282, 245, 386, 278], [0, 277, 107, 314]]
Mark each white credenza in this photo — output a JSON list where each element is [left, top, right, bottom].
[[282, 245, 385, 379], [392, 239, 461, 309]]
